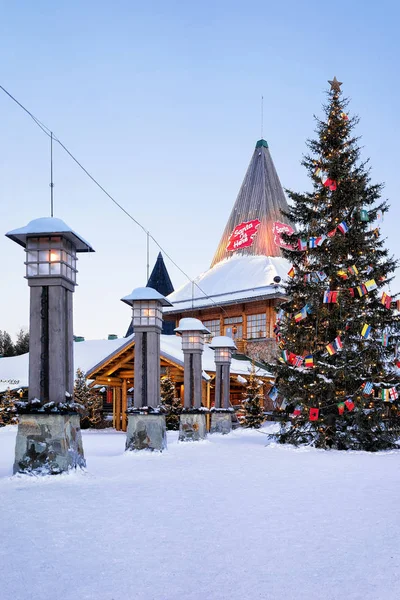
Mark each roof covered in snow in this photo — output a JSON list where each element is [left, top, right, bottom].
[[0, 334, 272, 394], [121, 286, 172, 306], [165, 254, 288, 312], [175, 318, 211, 333], [5, 217, 94, 252]]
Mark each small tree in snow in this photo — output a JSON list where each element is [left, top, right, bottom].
[[0, 388, 18, 426], [160, 372, 181, 430], [241, 363, 265, 429], [74, 368, 103, 428]]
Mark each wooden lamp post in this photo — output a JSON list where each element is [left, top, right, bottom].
[[175, 317, 210, 441], [209, 336, 236, 434], [121, 286, 172, 451], [6, 217, 94, 474]]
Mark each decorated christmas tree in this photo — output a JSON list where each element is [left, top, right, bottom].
[[160, 372, 181, 430], [74, 368, 103, 428], [0, 388, 18, 426], [241, 363, 265, 428], [273, 77, 400, 451]]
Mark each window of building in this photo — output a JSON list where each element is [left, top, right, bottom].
[[223, 316, 243, 340], [246, 313, 267, 339], [203, 319, 221, 342]]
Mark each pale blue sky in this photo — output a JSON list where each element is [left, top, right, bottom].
[[0, 0, 398, 340]]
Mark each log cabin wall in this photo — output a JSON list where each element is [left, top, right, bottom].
[[164, 297, 281, 363]]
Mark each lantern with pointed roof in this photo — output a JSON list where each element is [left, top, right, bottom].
[[209, 336, 236, 412], [5, 216, 94, 474]]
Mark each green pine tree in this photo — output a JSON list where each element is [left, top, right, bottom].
[[241, 363, 265, 428], [74, 368, 103, 429], [0, 388, 18, 426], [272, 77, 400, 451], [160, 372, 181, 430]]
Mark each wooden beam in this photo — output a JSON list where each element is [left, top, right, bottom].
[[106, 353, 133, 376], [122, 379, 128, 432]]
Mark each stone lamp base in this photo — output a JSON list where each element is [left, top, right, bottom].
[[179, 412, 208, 442], [210, 409, 233, 435], [13, 413, 85, 475], [125, 413, 167, 451]]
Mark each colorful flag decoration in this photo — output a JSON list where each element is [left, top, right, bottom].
[[294, 307, 308, 322], [337, 402, 345, 415], [317, 271, 327, 281], [372, 227, 379, 238], [287, 266, 295, 278], [288, 353, 297, 366], [269, 386, 278, 401], [304, 355, 314, 368], [298, 239, 307, 251], [381, 292, 392, 309], [304, 274, 311, 283], [389, 387, 398, 400], [326, 343, 336, 356], [344, 399, 355, 412], [334, 336, 343, 351], [316, 234, 327, 246], [309, 407, 319, 421], [359, 209, 369, 222], [337, 270, 348, 279], [281, 350, 289, 362], [337, 221, 349, 234], [349, 287, 355, 297], [348, 265, 358, 276], [382, 332, 389, 347], [294, 355, 304, 367], [280, 399, 288, 411], [361, 324, 372, 339], [277, 309, 285, 320], [328, 228, 337, 238], [365, 279, 377, 292], [381, 389, 390, 402], [365, 265, 373, 275], [362, 382, 373, 396], [356, 284, 368, 297], [322, 177, 337, 191], [293, 406, 302, 417], [323, 290, 339, 303], [340, 112, 349, 120], [309, 237, 318, 249]]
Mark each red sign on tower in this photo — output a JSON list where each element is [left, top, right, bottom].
[[226, 219, 261, 252], [272, 221, 295, 250]]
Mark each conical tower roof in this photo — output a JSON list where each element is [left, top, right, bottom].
[[210, 139, 291, 267], [147, 252, 174, 297], [125, 253, 174, 337]]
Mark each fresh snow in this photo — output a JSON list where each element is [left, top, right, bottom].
[[6, 216, 94, 252], [1, 425, 400, 600], [165, 254, 290, 311]]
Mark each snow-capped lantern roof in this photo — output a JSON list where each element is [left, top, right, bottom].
[[5, 217, 94, 252], [209, 336, 237, 350], [121, 286, 172, 307], [175, 317, 211, 334]]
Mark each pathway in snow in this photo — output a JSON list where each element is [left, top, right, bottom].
[[1, 425, 399, 600]]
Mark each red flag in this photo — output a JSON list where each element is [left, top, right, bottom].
[[309, 407, 319, 421], [344, 399, 355, 412]]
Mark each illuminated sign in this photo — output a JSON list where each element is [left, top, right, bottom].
[[226, 219, 261, 252], [272, 221, 295, 250]]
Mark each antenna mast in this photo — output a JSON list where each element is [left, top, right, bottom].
[[261, 95, 264, 139], [50, 131, 54, 217]]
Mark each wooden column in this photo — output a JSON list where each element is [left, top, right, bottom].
[[122, 379, 128, 432], [114, 387, 122, 431]]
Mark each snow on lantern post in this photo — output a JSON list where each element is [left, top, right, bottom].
[[209, 336, 236, 434], [6, 217, 94, 475], [121, 287, 172, 451], [175, 318, 210, 441]]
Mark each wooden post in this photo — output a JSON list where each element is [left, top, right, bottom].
[[114, 387, 122, 431], [122, 379, 128, 432], [206, 380, 211, 430]]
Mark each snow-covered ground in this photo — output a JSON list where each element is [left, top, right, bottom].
[[1, 424, 400, 600]]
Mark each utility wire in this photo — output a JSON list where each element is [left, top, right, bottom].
[[0, 84, 231, 316]]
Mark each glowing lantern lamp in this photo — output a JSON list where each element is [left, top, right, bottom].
[[6, 217, 94, 474]]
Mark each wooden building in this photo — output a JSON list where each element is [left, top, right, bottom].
[[164, 138, 291, 363], [86, 334, 272, 431]]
